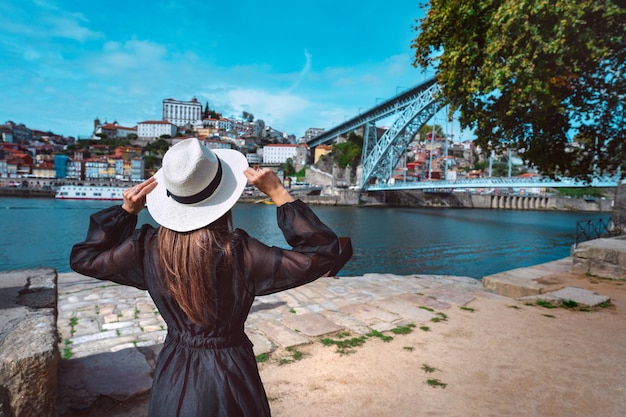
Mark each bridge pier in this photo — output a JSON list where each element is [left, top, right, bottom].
[[490, 195, 553, 210]]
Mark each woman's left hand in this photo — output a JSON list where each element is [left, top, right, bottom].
[[122, 177, 158, 215]]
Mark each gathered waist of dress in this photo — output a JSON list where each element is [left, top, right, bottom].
[[167, 328, 252, 349]]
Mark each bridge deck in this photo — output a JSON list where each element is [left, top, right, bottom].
[[366, 176, 619, 191]]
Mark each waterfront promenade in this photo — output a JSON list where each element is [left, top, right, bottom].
[[55, 255, 626, 416]]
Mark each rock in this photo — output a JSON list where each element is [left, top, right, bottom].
[[57, 348, 153, 415]]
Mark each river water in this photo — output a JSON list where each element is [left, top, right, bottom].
[[0, 197, 608, 279]]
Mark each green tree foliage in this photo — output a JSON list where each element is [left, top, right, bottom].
[[242, 111, 254, 123], [280, 158, 296, 176], [418, 124, 445, 141], [144, 138, 170, 156], [411, 0, 625, 178], [332, 132, 363, 169]]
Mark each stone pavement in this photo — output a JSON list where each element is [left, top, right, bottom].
[[56, 257, 612, 414]]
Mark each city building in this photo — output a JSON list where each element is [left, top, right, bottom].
[[163, 97, 202, 127], [137, 120, 177, 141], [262, 144, 308, 165], [200, 138, 233, 150], [246, 152, 261, 165], [93, 119, 137, 139], [303, 128, 325, 143], [314, 144, 333, 164]]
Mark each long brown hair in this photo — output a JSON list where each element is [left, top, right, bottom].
[[157, 211, 234, 326]]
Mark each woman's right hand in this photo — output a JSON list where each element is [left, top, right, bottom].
[[243, 167, 295, 206], [122, 177, 158, 215]]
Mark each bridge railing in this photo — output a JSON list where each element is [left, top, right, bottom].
[[366, 175, 620, 191], [575, 217, 626, 247]]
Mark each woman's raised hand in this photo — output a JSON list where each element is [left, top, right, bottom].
[[122, 177, 158, 215], [243, 167, 294, 206]]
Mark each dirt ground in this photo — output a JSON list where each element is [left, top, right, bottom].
[[76, 274, 626, 417]]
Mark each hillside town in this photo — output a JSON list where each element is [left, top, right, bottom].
[[0, 96, 494, 192]]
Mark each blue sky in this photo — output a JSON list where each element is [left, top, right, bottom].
[[1, 0, 471, 140]]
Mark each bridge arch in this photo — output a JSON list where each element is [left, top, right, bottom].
[[307, 78, 441, 190]]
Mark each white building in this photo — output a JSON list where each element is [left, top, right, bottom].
[[200, 139, 233, 150], [202, 118, 231, 131], [246, 153, 261, 165], [137, 120, 177, 140], [95, 122, 137, 139], [130, 158, 145, 182], [262, 144, 308, 165], [303, 128, 325, 143], [163, 97, 202, 127]]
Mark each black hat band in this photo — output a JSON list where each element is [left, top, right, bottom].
[[166, 159, 223, 205]]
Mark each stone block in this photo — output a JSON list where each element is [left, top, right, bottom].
[[572, 237, 626, 280], [0, 269, 59, 417]]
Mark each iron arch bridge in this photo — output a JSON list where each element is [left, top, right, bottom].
[[307, 77, 441, 190], [306, 77, 620, 191]]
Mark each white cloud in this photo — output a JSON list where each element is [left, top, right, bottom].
[[45, 15, 102, 42], [89, 39, 168, 76]]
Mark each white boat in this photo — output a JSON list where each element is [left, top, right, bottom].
[[55, 185, 127, 200]]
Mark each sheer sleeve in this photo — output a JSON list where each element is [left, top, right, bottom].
[[69, 205, 150, 290], [243, 199, 345, 296]]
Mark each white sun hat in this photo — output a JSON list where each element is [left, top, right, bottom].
[[146, 138, 249, 232]]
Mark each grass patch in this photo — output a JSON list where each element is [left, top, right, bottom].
[[531, 298, 611, 312], [419, 306, 434, 312], [256, 353, 270, 363], [419, 326, 431, 331], [421, 364, 437, 373], [391, 324, 416, 335], [403, 346, 414, 352], [431, 312, 448, 323], [278, 347, 304, 365], [321, 334, 367, 354], [321, 325, 417, 354], [460, 306, 475, 312], [367, 329, 393, 343], [426, 378, 447, 389]]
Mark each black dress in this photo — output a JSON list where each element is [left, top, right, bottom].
[[70, 199, 342, 417]]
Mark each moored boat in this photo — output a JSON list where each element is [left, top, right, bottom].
[[55, 185, 127, 200]]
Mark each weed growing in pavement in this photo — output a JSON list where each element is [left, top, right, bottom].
[[321, 333, 367, 354], [529, 298, 611, 312], [62, 339, 73, 360], [419, 306, 434, 312], [321, 324, 418, 354], [460, 306, 475, 312], [391, 324, 416, 335], [68, 317, 78, 336], [403, 346, 414, 352], [367, 329, 393, 342]]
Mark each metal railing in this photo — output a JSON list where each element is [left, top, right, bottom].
[[575, 216, 626, 247]]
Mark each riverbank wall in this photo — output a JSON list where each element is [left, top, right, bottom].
[[375, 190, 614, 212], [0, 186, 615, 213]]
